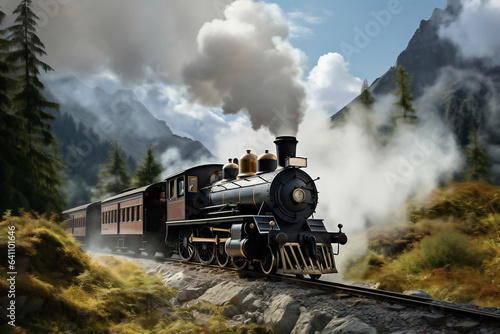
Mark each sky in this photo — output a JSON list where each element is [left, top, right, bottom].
[[2, 0, 447, 152], [272, 0, 447, 83]]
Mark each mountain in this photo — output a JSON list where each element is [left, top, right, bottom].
[[46, 76, 213, 163], [333, 0, 500, 176], [46, 76, 214, 207]]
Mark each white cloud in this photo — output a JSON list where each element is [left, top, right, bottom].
[[438, 0, 500, 66], [287, 11, 327, 38], [307, 52, 363, 114]]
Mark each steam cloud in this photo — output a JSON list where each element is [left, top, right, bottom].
[[182, 0, 307, 136], [438, 0, 500, 66]]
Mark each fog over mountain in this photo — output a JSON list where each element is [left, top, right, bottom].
[[333, 0, 500, 177]]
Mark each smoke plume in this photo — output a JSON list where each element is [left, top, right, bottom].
[[182, 0, 307, 136]]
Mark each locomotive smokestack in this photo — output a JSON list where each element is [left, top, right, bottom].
[[274, 136, 298, 168]]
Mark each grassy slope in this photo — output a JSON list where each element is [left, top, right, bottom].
[[344, 182, 500, 307], [0, 212, 267, 333]]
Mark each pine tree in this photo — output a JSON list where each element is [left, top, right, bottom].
[[0, 5, 31, 214], [6, 0, 65, 213], [359, 79, 375, 109], [464, 127, 492, 183], [133, 145, 162, 187], [389, 65, 417, 126], [96, 140, 131, 196]]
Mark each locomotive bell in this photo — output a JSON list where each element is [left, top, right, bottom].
[[237, 150, 257, 179], [257, 150, 277, 174], [223, 158, 239, 181]]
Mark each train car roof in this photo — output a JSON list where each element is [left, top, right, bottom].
[[101, 185, 150, 204], [62, 201, 101, 215], [163, 164, 223, 180], [100, 181, 166, 204]]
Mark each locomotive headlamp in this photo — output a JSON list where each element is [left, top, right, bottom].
[[292, 188, 306, 203]]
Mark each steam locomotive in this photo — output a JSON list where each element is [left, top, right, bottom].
[[64, 136, 347, 278]]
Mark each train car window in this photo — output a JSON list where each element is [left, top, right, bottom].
[[137, 205, 141, 221], [188, 176, 198, 192], [131, 207, 135, 221], [177, 177, 184, 197], [84, 217, 86, 227], [169, 180, 176, 199], [209, 171, 222, 184]]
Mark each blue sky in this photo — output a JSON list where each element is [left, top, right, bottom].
[[275, 0, 446, 83]]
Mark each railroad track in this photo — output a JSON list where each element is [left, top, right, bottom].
[[97, 250, 500, 325], [158, 255, 500, 325]]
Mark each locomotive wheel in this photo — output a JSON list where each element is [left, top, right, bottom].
[[178, 227, 196, 261], [197, 226, 215, 265], [216, 238, 230, 267], [309, 274, 321, 281], [232, 258, 248, 270], [260, 245, 279, 275]]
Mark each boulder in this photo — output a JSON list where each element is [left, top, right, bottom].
[[163, 271, 186, 290], [199, 281, 249, 310], [291, 308, 332, 334], [176, 287, 204, 303], [321, 316, 377, 334], [263, 294, 301, 334], [241, 293, 262, 312]]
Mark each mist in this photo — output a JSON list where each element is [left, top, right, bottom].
[[438, 0, 500, 67]]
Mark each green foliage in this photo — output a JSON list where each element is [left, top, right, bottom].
[[1, 0, 65, 214], [463, 127, 492, 183], [359, 79, 375, 109], [419, 230, 490, 268], [389, 65, 417, 127], [0, 5, 31, 215], [133, 145, 162, 187], [413, 182, 500, 220], [96, 140, 131, 197]]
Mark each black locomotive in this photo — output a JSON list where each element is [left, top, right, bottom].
[[64, 136, 347, 278]]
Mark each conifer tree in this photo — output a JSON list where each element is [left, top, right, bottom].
[[389, 65, 417, 126], [6, 0, 65, 213], [0, 5, 31, 213], [359, 79, 375, 109], [464, 127, 492, 183], [96, 140, 131, 196], [133, 145, 162, 187]]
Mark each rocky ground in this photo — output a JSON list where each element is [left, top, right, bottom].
[[101, 254, 500, 334]]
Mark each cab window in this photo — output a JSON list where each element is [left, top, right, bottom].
[[188, 176, 198, 192], [177, 177, 184, 197], [169, 180, 176, 199], [210, 171, 222, 184]]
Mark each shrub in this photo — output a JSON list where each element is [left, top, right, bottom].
[[419, 230, 490, 269]]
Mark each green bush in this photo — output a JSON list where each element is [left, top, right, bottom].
[[419, 230, 490, 268]]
